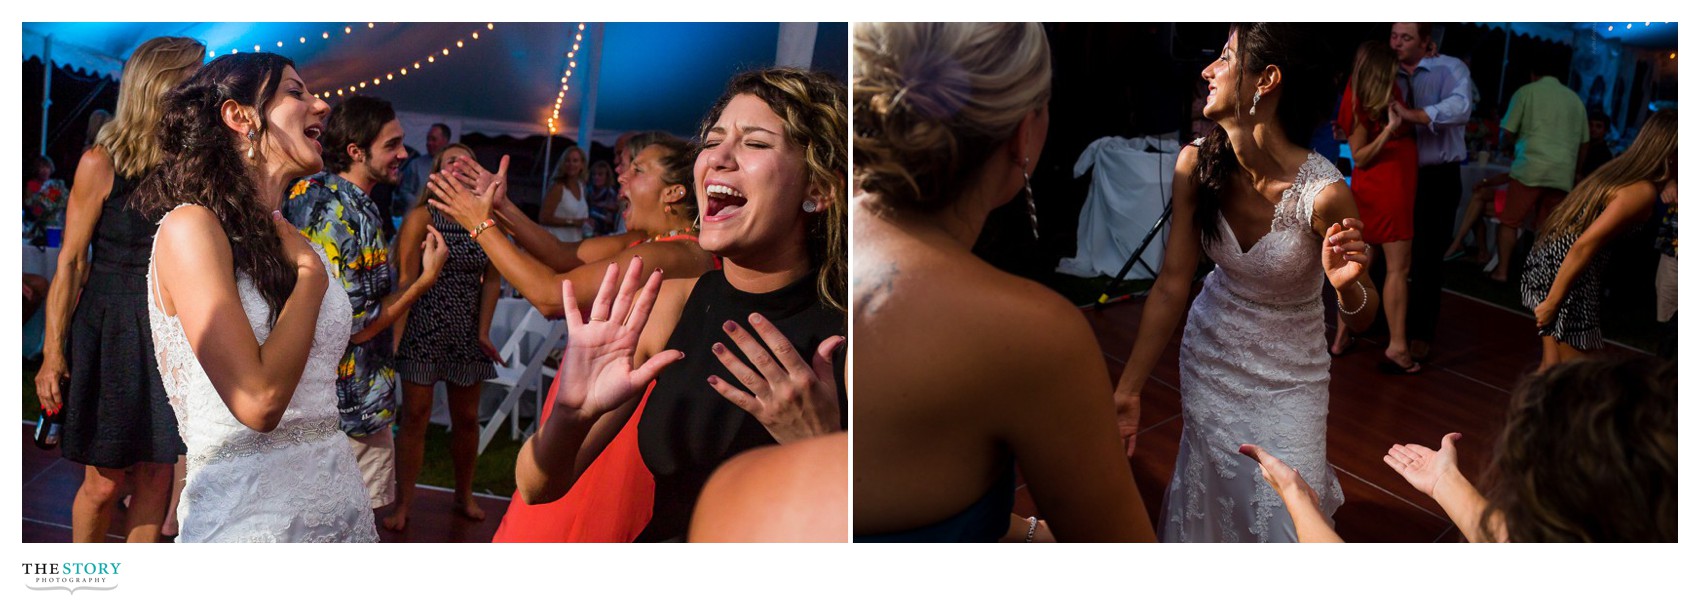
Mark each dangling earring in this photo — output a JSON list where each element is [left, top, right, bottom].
[[1250, 91, 1261, 116], [802, 199, 819, 213], [246, 129, 258, 159], [1021, 157, 1038, 239]]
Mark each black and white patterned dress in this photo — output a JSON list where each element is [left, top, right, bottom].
[[396, 208, 498, 386], [1521, 229, 1608, 350]]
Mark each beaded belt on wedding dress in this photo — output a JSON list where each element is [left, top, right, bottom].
[[187, 418, 342, 468], [1213, 277, 1320, 314]]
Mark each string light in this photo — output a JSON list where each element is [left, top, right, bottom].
[[325, 24, 496, 99], [547, 22, 589, 133], [215, 24, 383, 61]]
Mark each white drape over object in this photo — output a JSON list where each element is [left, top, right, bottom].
[[1057, 135, 1180, 280]]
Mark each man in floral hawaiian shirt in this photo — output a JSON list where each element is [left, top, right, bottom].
[[284, 94, 427, 511]]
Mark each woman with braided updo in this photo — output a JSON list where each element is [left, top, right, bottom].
[[851, 22, 1155, 542]]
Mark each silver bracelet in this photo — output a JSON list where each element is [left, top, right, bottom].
[[1337, 281, 1368, 316], [1024, 516, 1040, 543]]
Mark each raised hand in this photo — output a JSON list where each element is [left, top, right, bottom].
[[708, 315, 845, 444], [426, 157, 507, 233], [419, 225, 449, 285], [1383, 432, 1462, 498], [1322, 217, 1370, 290], [446, 155, 512, 213], [1113, 391, 1141, 458], [552, 258, 683, 423]]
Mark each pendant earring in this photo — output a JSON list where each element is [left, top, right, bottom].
[[1250, 91, 1261, 116], [246, 129, 258, 159], [802, 199, 819, 213], [1021, 157, 1038, 239]]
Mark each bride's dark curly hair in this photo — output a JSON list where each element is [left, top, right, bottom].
[[134, 52, 297, 323], [1194, 23, 1335, 244]]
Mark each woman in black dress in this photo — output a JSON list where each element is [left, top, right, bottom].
[[387, 143, 500, 530], [1523, 109, 1676, 371], [33, 36, 204, 542], [508, 68, 849, 541]]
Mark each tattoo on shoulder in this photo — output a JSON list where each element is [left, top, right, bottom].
[[854, 261, 899, 316]]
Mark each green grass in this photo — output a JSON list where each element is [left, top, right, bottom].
[[21, 356, 521, 496], [417, 421, 521, 497]]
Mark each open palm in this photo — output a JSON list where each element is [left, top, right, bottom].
[[552, 258, 682, 423], [1383, 433, 1462, 498]]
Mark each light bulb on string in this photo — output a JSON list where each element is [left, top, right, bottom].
[[345, 26, 352, 34], [457, 40, 464, 48]]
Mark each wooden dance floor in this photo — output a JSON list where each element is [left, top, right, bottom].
[[1014, 289, 1649, 542], [20, 425, 510, 543]]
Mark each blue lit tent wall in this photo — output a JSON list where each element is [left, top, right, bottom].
[[1469, 22, 1677, 132]]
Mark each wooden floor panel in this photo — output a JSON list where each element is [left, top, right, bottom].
[[1021, 289, 1647, 541]]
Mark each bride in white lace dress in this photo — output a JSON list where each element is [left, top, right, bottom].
[[1112, 24, 1380, 542], [137, 53, 375, 542]]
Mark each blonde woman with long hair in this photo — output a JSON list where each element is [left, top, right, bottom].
[[34, 36, 203, 543], [1524, 109, 1677, 371]]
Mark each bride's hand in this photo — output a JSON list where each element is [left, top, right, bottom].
[[1113, 390, 1141, 458], [552, 258, 683, 423], [1322, 218, 1371, 290], [1384, 433, 1463, 498]]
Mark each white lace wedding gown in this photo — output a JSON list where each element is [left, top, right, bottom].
[[147, 208, 377, 542], [1159, 151, 1345, 542]]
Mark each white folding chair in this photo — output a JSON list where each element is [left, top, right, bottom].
[[478, 306, 564, 454]]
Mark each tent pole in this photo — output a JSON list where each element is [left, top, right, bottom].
[[776, 22, 818, 68], [40, 34, 54, 156], [542, 133, 553, 204]]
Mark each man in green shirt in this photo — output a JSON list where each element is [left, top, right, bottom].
[[1493, 61, 1588, 282]]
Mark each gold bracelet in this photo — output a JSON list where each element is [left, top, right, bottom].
[[469, 219, 497, 240]]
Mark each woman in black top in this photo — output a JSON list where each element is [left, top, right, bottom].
[[34, 36, 204, 543], [512, 67, 849, 541]]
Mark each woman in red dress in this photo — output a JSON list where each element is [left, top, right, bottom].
[[1332, 41, 1421, 373]]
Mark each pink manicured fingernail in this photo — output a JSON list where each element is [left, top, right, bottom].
[[722, 321, 738, 332], [706, 376, 719, 385], [750, 314, 764, 325], [712, 342, 727, 354]]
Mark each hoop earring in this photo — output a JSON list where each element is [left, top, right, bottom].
[[1021, 157, 1038, 240], [246, 129, 258, 159], [1250, 91, 1261, 116]]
